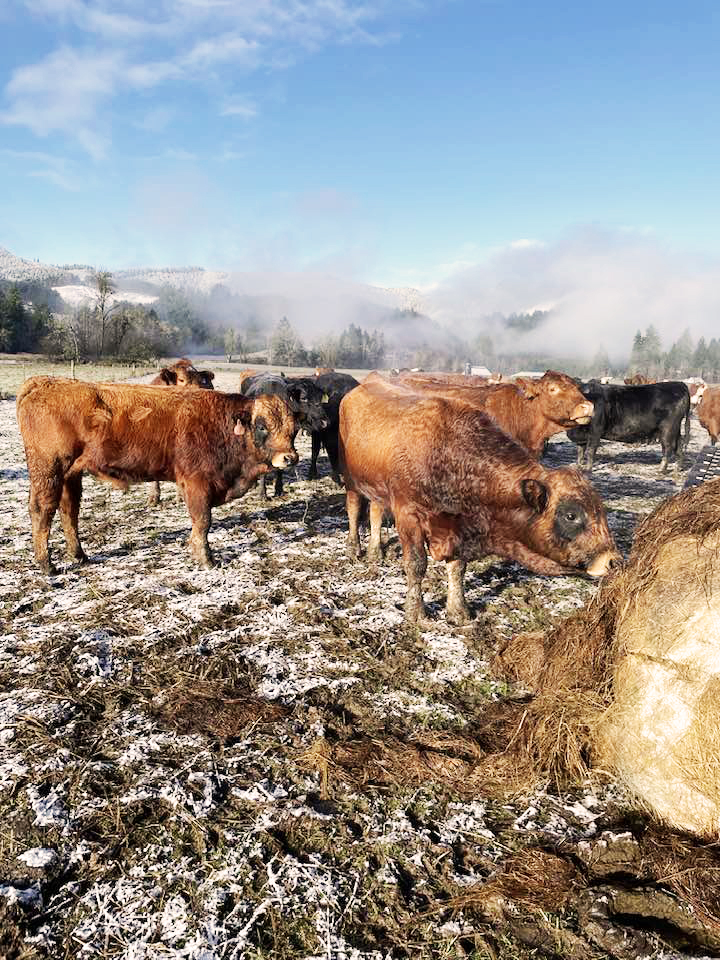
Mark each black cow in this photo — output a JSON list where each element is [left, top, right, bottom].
[[567, 381, 691, 478], [309, 372, 360, 484], [241, 373, 329, 498]]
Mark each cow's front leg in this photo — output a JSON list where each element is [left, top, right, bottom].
[[366, 501, 385, 562], [59, 474, 87, 563], [147, 481, 160, 506], [184, 483, 214, 568], [397, 516, 427, 623], [308, 433, 321, 480], [445, 557, 471, 625], [273, 469, 284, 497], [258, 472, 270, 500], [584, 442, 597, 472], [346, 490, 364, 559]]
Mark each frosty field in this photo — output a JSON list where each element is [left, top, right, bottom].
[[1, 366, 717, 960]]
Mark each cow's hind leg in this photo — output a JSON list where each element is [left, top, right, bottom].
[[445, 558, 471, 626], [396, 516, 428, 623], [147, 481, 160, 506], [59, 473, 87, 563], [273, 469, 284, 497], [366, 501, 385, 563], [29, 469, 63, 575]]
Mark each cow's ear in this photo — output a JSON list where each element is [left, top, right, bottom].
[[516, 377, 540, 398], [521, 478, 548, 514], [233, 407, 252, 435], [159, 369, 174, 384], [208, 371, 215, 380]]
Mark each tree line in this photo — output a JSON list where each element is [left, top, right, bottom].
[[628, 326, 720, 380], [3, 275, 718, 381]]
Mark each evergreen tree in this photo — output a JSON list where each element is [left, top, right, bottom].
[[675, 328, 694, 374], [269, 316, 304, 365], [693, 337, 709, 377], [644, 325, 662, 374], [591, 344, 610, 376], [706, 339, 720, 380], [628, 329, 646, 373]]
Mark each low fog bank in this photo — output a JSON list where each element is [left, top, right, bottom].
[[425, 227, 720, 364]]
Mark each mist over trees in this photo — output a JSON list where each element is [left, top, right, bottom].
[[2, 272, 719, 382]]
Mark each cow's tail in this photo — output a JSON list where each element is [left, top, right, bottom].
[[683, 401, 691, 450]]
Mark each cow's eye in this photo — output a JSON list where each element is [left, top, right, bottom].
[[565, 511, 577, 522], [253, 417, 270, 446]]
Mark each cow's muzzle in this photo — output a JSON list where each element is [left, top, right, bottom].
[[585, 549, 622, 577], [570, 401, 594, 425], [272, 451, 299, 468]]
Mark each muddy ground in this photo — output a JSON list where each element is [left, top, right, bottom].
[[0, 369, 716, 959]]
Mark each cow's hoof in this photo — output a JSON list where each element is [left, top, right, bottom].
[[346, 544, 363, 561], [366, 548, 383, 564], [404, 600, 428, 624], [70, 549, 89, 564], [446, 604, 472, 627]]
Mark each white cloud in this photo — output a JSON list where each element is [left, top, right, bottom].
[[219, 96, 258, 119], [6, 1, 396, 154], [0, 147, 81, 191], [135, 105, 175, 132], [1, 47, 122, 156], [183, 35, 259, 69]]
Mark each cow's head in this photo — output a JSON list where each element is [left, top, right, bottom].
[[526, 371, 594, 427], [237, 394, 299, 468], [157, 368, 177, 385], [286, 381, 330, 431], [520, 469, 622, 577]]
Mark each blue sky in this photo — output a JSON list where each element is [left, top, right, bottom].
[[1, 0, 720, 317]]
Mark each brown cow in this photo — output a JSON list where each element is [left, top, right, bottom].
[[688, 381, 707, 407], [149, 362, 215, 505], [238, 369, 259, 389], [624, 373, 655, 385], [152, 358, 215, 389], [396, 370, 593, 457], [697, 386, 720, 444], [391, 370, 493, 387], [17, 377, 298, 573], [339, 374, 619, 624]]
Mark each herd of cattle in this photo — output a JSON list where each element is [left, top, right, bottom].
[[14, 358, 720, 623]]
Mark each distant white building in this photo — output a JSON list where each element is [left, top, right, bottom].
[[470, 365, 492, 377], [512, 371, 544, 379]]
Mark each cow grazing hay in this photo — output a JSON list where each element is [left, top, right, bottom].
[[493, 480, 720, 838]]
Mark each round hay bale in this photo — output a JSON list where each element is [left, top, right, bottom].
[[597, 530, 720, 837], [486, 481, 720, 837]]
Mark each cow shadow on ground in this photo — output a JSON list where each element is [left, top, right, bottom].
[[0, 467, 28, 480], [591, 472, 678, 501], [261, 492, 348, 534]]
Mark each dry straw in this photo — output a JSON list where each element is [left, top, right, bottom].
[[494, 479, 720, 838]]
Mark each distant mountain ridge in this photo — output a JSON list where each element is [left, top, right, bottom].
[[0, 246, 425, 318]]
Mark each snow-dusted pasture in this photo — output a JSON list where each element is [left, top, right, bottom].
[[0, 366, 716, 959]]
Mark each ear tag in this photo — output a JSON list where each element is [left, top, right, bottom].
[[322, 392, 329, 403]]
